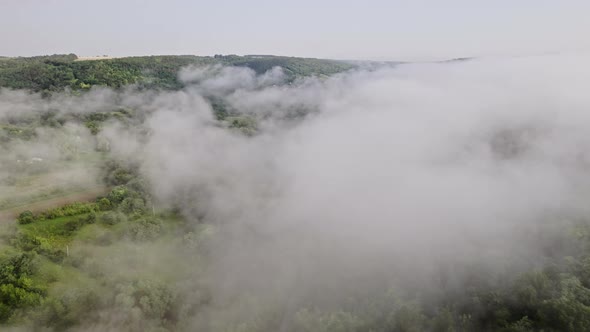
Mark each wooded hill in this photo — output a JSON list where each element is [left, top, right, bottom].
[[0, 54, 355, 92]]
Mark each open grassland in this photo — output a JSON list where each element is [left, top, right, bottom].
[[0, 154, 107, 222], [0, 187, 108, 222]]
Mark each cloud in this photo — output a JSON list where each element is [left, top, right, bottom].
[[95, 55, 590, 325], [178, 65, 286, 98], [4, 54, 590, 330]]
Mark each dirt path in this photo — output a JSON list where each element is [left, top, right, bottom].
[[0, 187, 108, 223]]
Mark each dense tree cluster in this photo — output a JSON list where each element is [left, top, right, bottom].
[[0, 253, 45, 322], [0, 54, 354, 93]]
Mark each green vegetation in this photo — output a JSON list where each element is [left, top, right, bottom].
[[0, 54, 354, 93], [0, 252, 45, 322], [2, 53, 590, 331], [0, 160, 207, 329], [217, 54, 354, 80], [226, 115, 258, 136], [3, 118, 590, 331]]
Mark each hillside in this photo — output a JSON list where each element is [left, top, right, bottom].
[[2, 54, 590, 331], [0, 54, 355, 92]]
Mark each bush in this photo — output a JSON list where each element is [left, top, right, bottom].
[[100, 211, 127, 225], [120, 197, 146, 214], [107, 186, 129, 204], [128, 217, 162, 241], [0, 253, 45, 322], [12, 233, 42, 251], [40, 202, 99, 220], [98, 198, 112, 211], [64, 219, 83, 234], [39, 248, 66, 263], [17, 210, 35, 225], [85, 213, 97, 224]]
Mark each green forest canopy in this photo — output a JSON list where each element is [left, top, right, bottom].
[[0, 54, 355, 92]]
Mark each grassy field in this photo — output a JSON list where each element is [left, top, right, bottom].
[[0, 187, 108, 223], [0, 151, 107, 222], [19, 213, 93, 248]]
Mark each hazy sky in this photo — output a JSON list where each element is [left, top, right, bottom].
[[1, 0, 589, 60]]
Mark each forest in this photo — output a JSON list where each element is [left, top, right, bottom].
[[1, 54, 590, 332], [0, 54, 354, 92]]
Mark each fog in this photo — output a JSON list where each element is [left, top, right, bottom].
[[3, 54, 590, 330], [110, 54, 590, 327]]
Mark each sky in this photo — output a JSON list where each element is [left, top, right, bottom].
[[1, 0, 589, 61]]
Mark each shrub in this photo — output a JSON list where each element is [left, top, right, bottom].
[[12, 233, 42, 251], [85, 213, 97, 224], [107, 186, 129, 204], [41, 202, 99, 220], [120, 197, 146, 214], [0, 253, 45, 322], [98, 197, 111, 211], [128, 217, 162, 241], [100, 211, 127, 225], [63, 219, 83, 234], [17, 210, 35, 225]]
